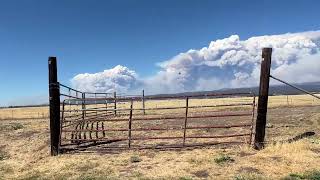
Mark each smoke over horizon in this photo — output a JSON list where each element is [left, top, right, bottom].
[[71, 30, 320, 95]]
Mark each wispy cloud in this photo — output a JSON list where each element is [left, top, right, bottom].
[[71, 30, 320, 94]]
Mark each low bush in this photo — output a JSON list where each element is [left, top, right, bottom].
[[0, 150, 9, 161], [10, 123, 24, 130], [281, 170, 320, 180], [214, 154, 235, 165], [130, 155, 142, 163]]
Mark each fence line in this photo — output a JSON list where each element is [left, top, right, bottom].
[[270, 75, 320, 100]]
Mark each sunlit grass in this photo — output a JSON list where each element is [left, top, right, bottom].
[[0, 94, 319, 179]]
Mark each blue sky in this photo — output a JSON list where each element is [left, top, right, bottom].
[[1, 0, 320, 106]]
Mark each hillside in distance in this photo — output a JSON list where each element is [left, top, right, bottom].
[[1, 82, 319, 108], [148, 81, 320, 98]]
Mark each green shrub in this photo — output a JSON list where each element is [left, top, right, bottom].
[[281, 170, 320, 180], [130, 155, 142, 163], [0, 150, 9, 161], [10, 123, 24, 130], [0, 123, 24, 131], [178, 177, 193, 180], [309, 138, 320, 144], [282, 173, 304, 180], [214, 154, 235, 165]]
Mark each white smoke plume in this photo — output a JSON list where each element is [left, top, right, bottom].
[[71, 30, 320, 94], [71, 65, 140, 93]]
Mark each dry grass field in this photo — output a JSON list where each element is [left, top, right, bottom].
[[0, 94, 320, 179]]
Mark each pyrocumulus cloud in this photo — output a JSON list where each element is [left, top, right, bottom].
[[71, 30, 320, 94]]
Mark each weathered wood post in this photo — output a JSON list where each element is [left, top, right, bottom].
[[80, 92, 86, 138], [142, 89, 145, 115], [82, 93, 86, 119], [48, 57, 61, 156], [254, 48, 272, 150], [114, 92, 117, 116], [183, 97, 189, 146], [128, 99, 133, 148]]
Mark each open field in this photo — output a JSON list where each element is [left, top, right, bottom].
[[1, 94, 319, 120], [0, 94, 320, 179]]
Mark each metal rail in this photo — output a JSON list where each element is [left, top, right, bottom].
[[62, 133, 251, 142], [270, 75, 320, 100], [62, 124, 252, 132], [61, 103, 253, 112], [66, 92, 254, 102]]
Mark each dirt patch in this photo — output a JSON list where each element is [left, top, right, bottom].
[[20, 131, 39, 138], [192, 170, 209, 178], [36, 143, 48, 152], [270, 156, 282, 162], [238, 151, 255, 157], [237, 167, 261, 174], [140, 151, 157, 158]]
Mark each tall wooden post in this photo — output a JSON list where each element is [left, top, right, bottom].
[[105, 94, 108, 118], [48, 57, 61, 156], [128, 99, 133, 148], [82, 93, 86, 119], [254, 48, 272, 150], [80, 93, 86, 137], [142, 89, 145, 115], [114, 92, 117, 116], [183, 97, 189, 146]]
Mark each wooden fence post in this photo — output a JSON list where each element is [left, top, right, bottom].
[[254, 48, 272, 150], [48, 57, 61, 156], [183, 97, 189, 146], [105, 94, 108, 118], [142, 89, 145, 115], [114, 92, 117, 116], [128, 99, 133, 148], [82, 93, 86, 119]]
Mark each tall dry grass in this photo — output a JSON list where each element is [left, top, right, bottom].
[[0, 94, 319, 179]]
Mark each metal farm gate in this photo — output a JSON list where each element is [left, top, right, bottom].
[[60, 93, 256, 153], [49, 57, 256, 155], [51, 47, 317, 155]]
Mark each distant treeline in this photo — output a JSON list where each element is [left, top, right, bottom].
[[0, 104, 49, 109], [1, 81, 319, 109], [149, 82, 320, 98]]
